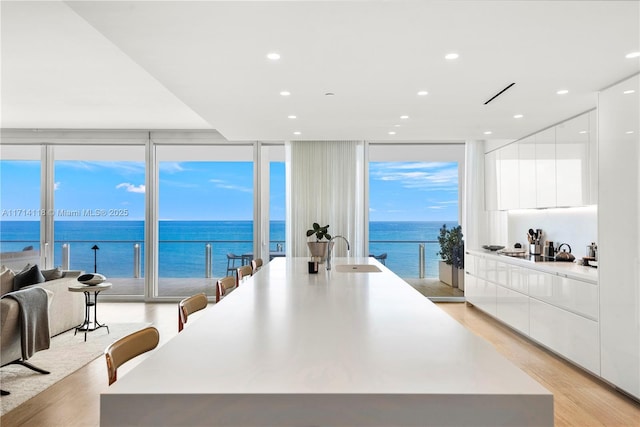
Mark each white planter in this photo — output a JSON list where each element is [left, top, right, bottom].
[[455, 267, 465, 290], [307, 241, 333, 262], [439, 260, 453, 286]]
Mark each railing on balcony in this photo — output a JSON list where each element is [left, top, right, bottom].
[[1, 238, 441, 279]]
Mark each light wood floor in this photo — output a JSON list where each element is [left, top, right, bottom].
[[1, 301, 639, 427]]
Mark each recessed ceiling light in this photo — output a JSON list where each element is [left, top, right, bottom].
[[417, 90, 429, 96], [513, 114, 524, 119], [483, 131, 493, 135], [394, 124, 401, 127], [445, 53, 459, 60], [625, 51, 640, 59], [579, 130, 588, 134], [293, 131, 301, 135], [280, 91, 291, 96], [556, 89, 569, 95], [267, 52, 281, 60], [388, 131, 396, 135], [400, 115, 409, 119], [287, 115, 297, 119], [626, 130, 635, 134], [623, 90, 636, 94]]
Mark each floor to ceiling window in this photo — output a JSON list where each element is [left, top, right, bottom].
[[368, 143, 465, 300], [53, 145, 146, 297], [0, 145, 43, 270], [155, 144, 254, 298]]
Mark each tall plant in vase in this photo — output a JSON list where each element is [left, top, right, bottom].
[[437, 224, 463, 287]]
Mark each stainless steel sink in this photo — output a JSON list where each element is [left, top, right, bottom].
[[335, 264, 382, 273]]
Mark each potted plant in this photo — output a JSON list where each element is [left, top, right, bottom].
[[437, 224, 463, 287], [306, 223, 332, 262]]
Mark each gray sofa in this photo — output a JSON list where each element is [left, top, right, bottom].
[[1, 267, 85, 338]]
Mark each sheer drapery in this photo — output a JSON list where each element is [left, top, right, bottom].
[[286, 141, 365, 258]]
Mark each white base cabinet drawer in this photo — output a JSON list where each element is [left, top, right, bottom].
[[496, 285, 529, 335], [465, 274, 496, 317], [529, 273, 598, 320], [530, 298, 600, 374]]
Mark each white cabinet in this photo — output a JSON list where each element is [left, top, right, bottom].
[[556, 114, 590, 207], [535, 128, 556, 208], [598, 74, 640, 399], [588, 109, 598, 205], [498, 143, 519, 210], [484, 150, 498, 211], [465, 274, 496, 316], [485, 111, 596, 211], [529, 272, 598, 321], [496, 285, 529, 335], [530, 298, 600, 374], [466, 251, 601, 381], [518, 136, 537, 208]]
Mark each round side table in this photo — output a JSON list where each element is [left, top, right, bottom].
[[68, 282, 112, 341]]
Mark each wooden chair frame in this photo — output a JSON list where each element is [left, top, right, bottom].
[[105, 326, 159, 385], [178, 293, 208, 332], [216, 276, 237, 303]]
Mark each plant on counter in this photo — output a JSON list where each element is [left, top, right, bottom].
[[306, 223, 331, 241], [306, 223, 332, 261]]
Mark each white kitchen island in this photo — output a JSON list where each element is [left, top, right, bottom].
[[100, 257, 552, 426]]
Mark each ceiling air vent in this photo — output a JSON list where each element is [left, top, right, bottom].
[[484, 82, 516, 105]]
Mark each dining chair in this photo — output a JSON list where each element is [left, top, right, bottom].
[[251, 258, 263, 273], [236, 265, 253, 286], [226, 253, 243, 277], [216, 275, 237, 303], [178, 293, 208, 332], [104, 326, 160, 385]]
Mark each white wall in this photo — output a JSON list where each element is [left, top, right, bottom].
[[507, 207, 597, 257]]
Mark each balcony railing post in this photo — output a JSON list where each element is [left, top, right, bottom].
[[419, 243, 425, 278], [62, 243, 70, 270], [133, 243, 141, 278], [205, 243, 212, 278]]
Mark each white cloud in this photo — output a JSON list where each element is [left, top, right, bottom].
[[370, 162, 458, 191], [159, 162, 185, 174], [116, 183, 145, 193], [209, 179, 252, 193], [54, 182, 60, 190]]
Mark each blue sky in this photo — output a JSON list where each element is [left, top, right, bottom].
[[0, 160, 458, 222]]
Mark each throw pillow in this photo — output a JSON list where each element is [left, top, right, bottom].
[[1, 266, 16, 296], [42, 266, 64, 281], [13, 263, 46, 291]]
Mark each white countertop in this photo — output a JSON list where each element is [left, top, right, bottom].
[[101, 257, 552, 426], [468, 248, 598, 283]]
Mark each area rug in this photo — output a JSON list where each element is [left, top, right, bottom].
[[0, 322, 149, 416]]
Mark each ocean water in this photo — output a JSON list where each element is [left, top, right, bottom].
[[0, 220, 457, 278]]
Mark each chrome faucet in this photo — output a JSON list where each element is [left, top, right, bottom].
[[327, 235, 350, 270]]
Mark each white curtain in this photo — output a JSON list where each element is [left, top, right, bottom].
[[286, 141, 365, 258]]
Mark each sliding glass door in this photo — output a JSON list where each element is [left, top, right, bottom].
[[0, 145, 43, 270], [155, 145, 254, 298], [53, 145, 146, 297], [368, 143, 465, 300]]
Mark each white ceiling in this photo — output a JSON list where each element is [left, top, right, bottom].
[[1, 1, 639, 142]]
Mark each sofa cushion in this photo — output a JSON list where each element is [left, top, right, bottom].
[[13, 263, 46, 291], [42, 266, 64, 281], [1, 265, 16, 296]]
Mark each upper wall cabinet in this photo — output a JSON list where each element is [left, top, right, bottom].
[[485, 150, 498, 211], [556, 113, 590, 207], [535, 128, 557, 208], [485, 110, 597, 211], [518, 136, 537, 209], [498, 142, 519, 210]]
